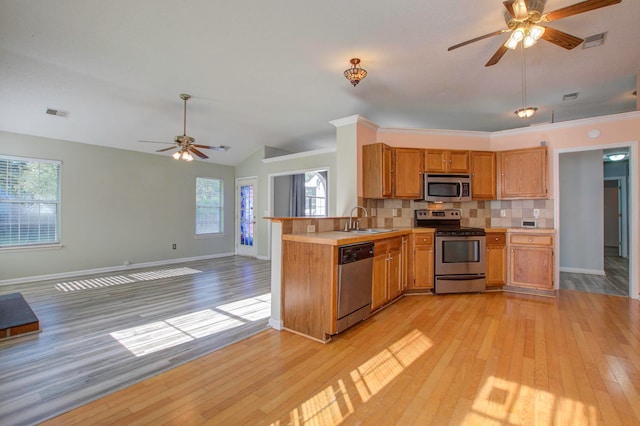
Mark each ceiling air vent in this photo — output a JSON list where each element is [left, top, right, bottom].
[[46, 108, 70, 118], [582, 32, 607, 49], [563, 92, 579, 101]]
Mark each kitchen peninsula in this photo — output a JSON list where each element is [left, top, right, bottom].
[[276, 217, 554, 342]]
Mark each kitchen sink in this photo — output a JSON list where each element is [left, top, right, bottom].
[[343, 228, 397, 234]]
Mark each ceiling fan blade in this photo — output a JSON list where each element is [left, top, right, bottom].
[[448, 29, 508, 51], [541, 26, 584, 49], [156, 146, 177, 152], [138, 140, 173, 145], [503, 0, 516, 18], [189, 146, 209, 159], [193, 144, 230, 152], [504, 0, 529, 20], [543, 0, 621, 22], [485, 44, 509, 67]]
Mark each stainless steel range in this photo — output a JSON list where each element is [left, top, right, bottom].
[[415, 209, 486, 294]]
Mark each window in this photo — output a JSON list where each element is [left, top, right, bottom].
[[304, 171, 326, 216], [0, 155, 61, 248], [195, 178, 223, 235]]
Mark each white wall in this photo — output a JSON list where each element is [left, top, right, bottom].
[[559, 150, 604, 274], [273, 175, 291, 217], [0, 131, 236, 282]]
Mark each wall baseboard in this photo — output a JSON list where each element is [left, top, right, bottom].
[[559, 267, 606, 276], [0, 252, 236, 286], [268, 318, 283, 330]]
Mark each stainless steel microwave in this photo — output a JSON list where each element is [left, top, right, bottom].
[[423, 174, 472, 202]]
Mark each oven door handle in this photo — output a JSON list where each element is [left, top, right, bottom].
[[437, 274, 485, 281]]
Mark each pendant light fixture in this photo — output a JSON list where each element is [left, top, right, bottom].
[[344, 58, 367, 87], [515, 46, 537, 119]]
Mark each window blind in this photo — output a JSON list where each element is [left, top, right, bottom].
[[0, 155, 61, 247], [195, 178, 223, 235]]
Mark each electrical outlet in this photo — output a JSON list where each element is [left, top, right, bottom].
[[307, 225, 316, 233], [533, 209, 540, 219], [392, 208, 398, 217], [500, 210, 507, 217], [172, 244, 177, 250]]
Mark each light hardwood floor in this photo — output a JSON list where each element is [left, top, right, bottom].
[[0, 256, 271, 425], [43, 289, 640, 425]]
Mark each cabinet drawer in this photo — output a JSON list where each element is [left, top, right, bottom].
[[486, 233, 506, 245], [509, 234, 553, 246], [374, 240, 389, 254], [414, 235, 433, 246], [387, 237, 402, 251]]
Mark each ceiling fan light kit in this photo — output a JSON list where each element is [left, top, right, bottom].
[[344, 58, 367, 87]]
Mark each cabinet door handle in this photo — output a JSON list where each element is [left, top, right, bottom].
[[528, 238, 533, 242]]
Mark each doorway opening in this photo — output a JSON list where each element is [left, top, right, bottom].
[[556, 143, 637, 298]]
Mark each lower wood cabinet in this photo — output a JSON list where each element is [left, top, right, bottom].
[[408, 233, 434, 291], [508, 232, 554, 290], [372, 237, 403, 311], [486, 231, 506, 287]]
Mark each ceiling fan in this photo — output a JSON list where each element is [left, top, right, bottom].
[[139, 94, 229, 161], [448, 0, 622, 66]]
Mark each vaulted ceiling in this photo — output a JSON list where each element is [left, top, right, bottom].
[[1, 0, 638, 165]]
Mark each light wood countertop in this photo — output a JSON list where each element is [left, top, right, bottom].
[[282, 227, 433, 246], [282, 226, 554, 246]]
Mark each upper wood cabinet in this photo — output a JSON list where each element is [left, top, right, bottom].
[[470, 151, 496, 200], [425, 149, 470, 173], [498, 146, 547, 199], [393, 148, 424, 198], [363, 143, 393, 199]]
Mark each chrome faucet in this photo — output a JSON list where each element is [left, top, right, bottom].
[[349, 206, 368, 230]]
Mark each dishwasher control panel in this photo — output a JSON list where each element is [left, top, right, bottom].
[[338, 242, 374, 265]]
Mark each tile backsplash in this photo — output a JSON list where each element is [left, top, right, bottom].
[[364, 198, 554, 229]]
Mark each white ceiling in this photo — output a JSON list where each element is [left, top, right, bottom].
[[1, 0, 638, 166]]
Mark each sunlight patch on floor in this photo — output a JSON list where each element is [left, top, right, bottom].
[[276, 329, 432, 426], [468, 375, 598, 425], [217, 293, 271, 321], [351, 329, 432, 402], [110, 293, 270, 356], [55, 267, 201, 292]]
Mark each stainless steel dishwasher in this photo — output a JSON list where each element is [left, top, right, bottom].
[[336, 242, 374, 334]]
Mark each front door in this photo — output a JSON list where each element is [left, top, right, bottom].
[[236, 178, 257, 257]]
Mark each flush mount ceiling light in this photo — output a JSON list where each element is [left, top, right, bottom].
[[344, 58, 367, 87], [515, 47, 537, 119], [606, 153, 628, 162]]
